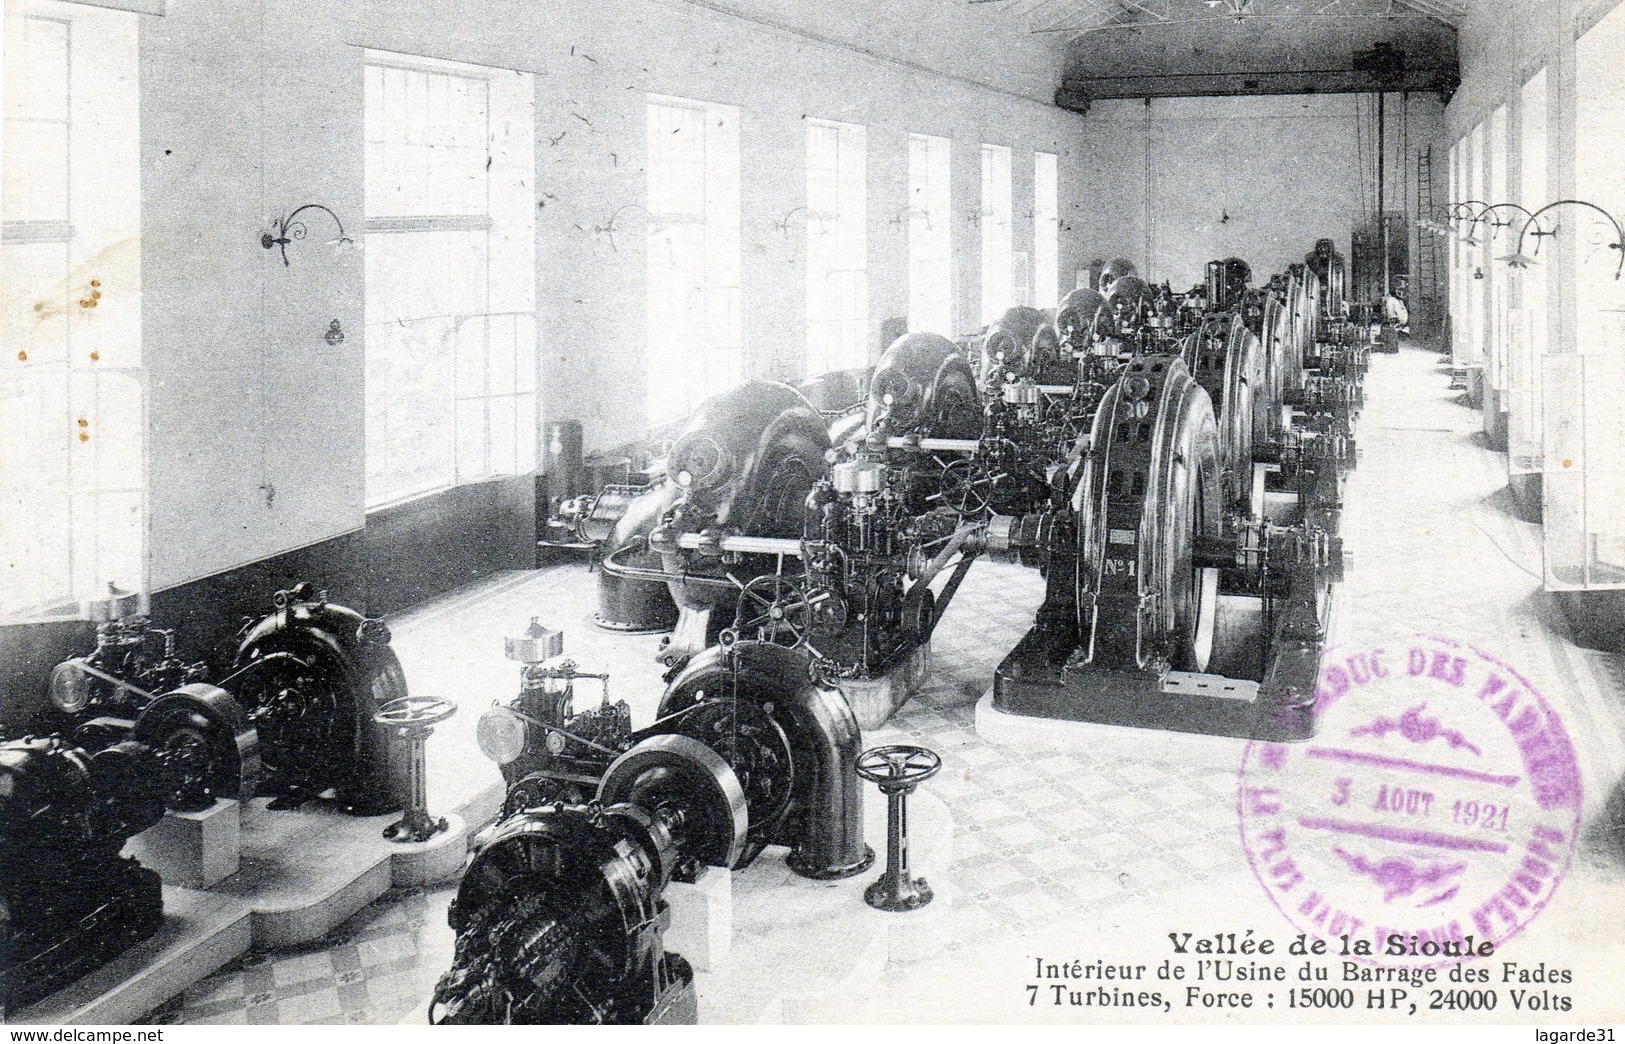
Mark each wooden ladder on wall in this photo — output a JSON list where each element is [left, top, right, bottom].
[[1414, 145, 1443, 336]]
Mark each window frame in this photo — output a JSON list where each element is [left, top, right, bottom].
[[805, 117, 869, 376], [1, 0, 144, 624], [644, 94, 744, 426], [361, 50, 539, 511], [980, 143, 1014, 326], [906, 132, 954, 337]]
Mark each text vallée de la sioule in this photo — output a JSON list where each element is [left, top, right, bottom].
[[1167, 930, 1495, 959], [1023, 932, 1575, 1013]]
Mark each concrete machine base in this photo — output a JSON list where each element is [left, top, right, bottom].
[[10, 785, 498, 1025]]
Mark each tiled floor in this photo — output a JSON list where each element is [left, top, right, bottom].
[[144, 343, 1625, 1025]]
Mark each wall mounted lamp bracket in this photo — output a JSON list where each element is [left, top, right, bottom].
[[262, 204, 354, 267]]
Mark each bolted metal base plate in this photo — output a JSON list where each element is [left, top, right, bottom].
[[383, 811, 448, 844], [865, 874, 933, 913]]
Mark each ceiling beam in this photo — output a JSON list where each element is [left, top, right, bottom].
[[1033, 10, 1445, 32], [965, 0, 1467, 32], [1055, 60, 1459, 110]]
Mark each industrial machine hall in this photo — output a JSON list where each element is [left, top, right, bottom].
[[4, 0, 1625, 1028]]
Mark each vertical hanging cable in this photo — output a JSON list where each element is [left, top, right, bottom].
[[1355, 96, 1371, 229], [1142, 97, 1153, 280], [1378, 90, 1389, 298], [1401, 93, 1412, 301]]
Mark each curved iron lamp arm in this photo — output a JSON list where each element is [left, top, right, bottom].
[[261, 204, 353, 267], [1449, 200, 1499, 245], [1416, 202, 1460, 235], [1448, 200, 1494, 224], [1511, 199, 1625, 279], [1467, 202, 1536, 242], [591, 202, 652, 252]]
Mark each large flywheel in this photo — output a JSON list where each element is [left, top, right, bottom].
[[1184, 315, 1260, 512], [1256, 294, 1288, 449], [1075, 355, 1222, 674]]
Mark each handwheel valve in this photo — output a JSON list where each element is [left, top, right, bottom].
[[375, 695, 458, 843], [855, 743, 941, 912]]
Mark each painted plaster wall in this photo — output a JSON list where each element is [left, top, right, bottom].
[[136, 0, 1088, 592], [1070, 91, 1444, 293]]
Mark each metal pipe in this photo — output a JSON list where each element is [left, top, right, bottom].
[[886, 789, 909, 891], [673, 532, 805, 557], [883, 436, 980, 454]]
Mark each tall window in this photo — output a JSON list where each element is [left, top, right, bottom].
[[980, 144, 1013, 325], [646, 96, 742, 424], [363, 53, 537, 509], [1548, 7, 1625, 586], [1508, 68, 1548, 479], [1465, 124, 1485, 367], [1449, 138, 1466, 367], [1033, 152, 1060, 310], [907, 134, 953, 337], [806, 119, 868, 375], [1, 0, 142, 622], [1484, 104, 1510, 417]]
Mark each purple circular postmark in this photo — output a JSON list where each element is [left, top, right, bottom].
[[1238, 636, 1582, 962]]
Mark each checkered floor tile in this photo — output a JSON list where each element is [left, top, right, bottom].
[[144, 343, 1625, 1025]]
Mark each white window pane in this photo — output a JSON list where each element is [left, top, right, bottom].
[[1, 5, 143, 620], [363, 65, 384, 140], [515, 394, 537, 472], [486, 396, 516, 478], [366, 229, 488, 321], [0, 366, 69, 491], [365, 316, 457, 503], [454, 312, 486, 399], [365, 63, 491, 219], [806, 120, 867, 374], [514, 313, 537, 393], [1034, 151, 1059, 310], [3, 488, 70, 614], [364, 55, 537, 504], [648, 96, 740, 422], [487, 315, 517, 394], [908, 134, 953, 336], [7, 15, 69, 122], [3, 119, 70, 223], [71, 369, 143, 493], [981, 144, 1014, 325], [3, 241, 70, 366], [426, 71, 449, 146]]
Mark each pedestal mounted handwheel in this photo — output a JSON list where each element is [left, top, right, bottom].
[[855, 744, 941, 912], [373, 695, 458, 843]]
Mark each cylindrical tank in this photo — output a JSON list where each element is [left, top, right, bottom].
[[596, 540, 681, 633], [542, 421, 585, 505]]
